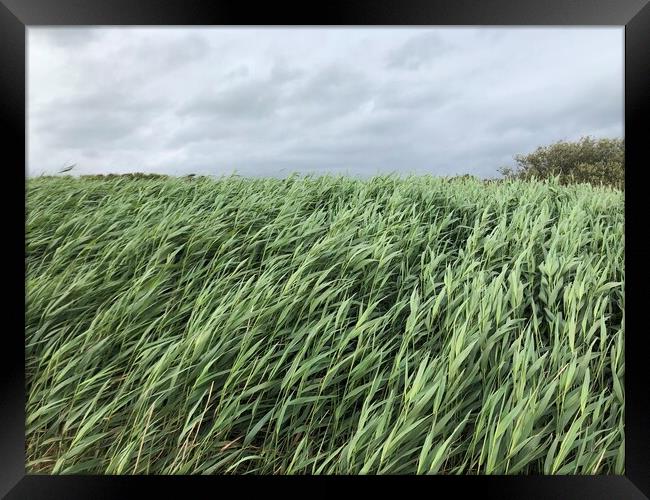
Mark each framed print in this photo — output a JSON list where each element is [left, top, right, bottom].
[[2, 0, 648, 498]]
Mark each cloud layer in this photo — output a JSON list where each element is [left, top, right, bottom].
[[28, 27, 623, 178]]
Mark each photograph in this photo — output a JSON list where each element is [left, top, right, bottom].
[[25, 26, 625, 475]]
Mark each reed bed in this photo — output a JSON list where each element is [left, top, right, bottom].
[[26, 174, 624, 474]]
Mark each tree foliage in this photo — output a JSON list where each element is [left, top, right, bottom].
[[499, 136, 624, 189]]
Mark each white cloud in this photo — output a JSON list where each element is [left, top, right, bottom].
[[27, 27, 623, 178]]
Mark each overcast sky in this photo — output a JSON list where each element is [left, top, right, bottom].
[[27, 27, 623, 178]]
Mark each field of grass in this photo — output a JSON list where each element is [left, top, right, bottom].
[[26, 174, 624, 474]]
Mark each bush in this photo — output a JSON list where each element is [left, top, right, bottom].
[[499, 136, 624, 189]]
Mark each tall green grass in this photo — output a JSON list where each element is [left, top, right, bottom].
[[26, 174, 624, 474]]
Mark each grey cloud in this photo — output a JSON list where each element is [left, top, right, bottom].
[[177, 60, 304, 121], [270, 60, 304, 84], [281, 65, 374, 122], [179, 81, 280, 119], [58, 88, 165, 114], [225, 65, 251, 79], [27, 27, 623, 178], [35, 112, 139, 149], [160, 34, 209, 67], [31, 28, 101, 48], [386, 32, 453, 70], [295, 65, 368, 101], [166, 114, 276, 149], [172, 63, 367, 148], [114, 32, 210, 69], [485, 79, 622, 139], [65, 32, 212, 91], [376, 85, 457, 111], [31, 86, 168, 150]]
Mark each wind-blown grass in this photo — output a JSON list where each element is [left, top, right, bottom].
[[26, 174, 624, 474]]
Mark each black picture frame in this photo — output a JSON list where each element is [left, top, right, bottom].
[[2, 0, 648, 498]]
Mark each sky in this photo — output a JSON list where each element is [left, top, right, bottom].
[[27, 27, 623, 178]]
